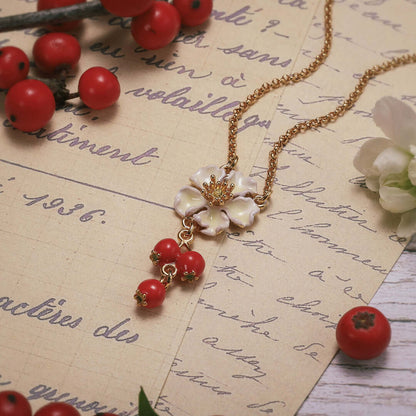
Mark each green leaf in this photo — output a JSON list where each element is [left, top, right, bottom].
[[139, 387, 160, 416]]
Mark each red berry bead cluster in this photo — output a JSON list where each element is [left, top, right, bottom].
[[135, 238, 205, 308], [1, 32, 120, 132], [101, 0, 213, 50]]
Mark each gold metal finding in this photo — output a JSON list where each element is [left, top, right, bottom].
[[201, 174, 234, 206], [160, 263, 177, 288], [224, 0, 416, 208], [178, 217, 196, 250]]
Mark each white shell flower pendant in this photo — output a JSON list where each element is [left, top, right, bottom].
[[174, 165, 260, 236]]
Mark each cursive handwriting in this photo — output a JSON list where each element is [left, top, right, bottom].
[[290, 222, 388, 274], [276, 297, 338, 329], [0, 375, 12, 386], [211, 6, 262, 27], [26, 384, 138, 415], [198, 297, 279, 342], [23, 193, 106, 224], [217, 44, 291, 67], [202, 337, 267, 383], [293, 342, 325, 362], [226, 230, 285, 262], [0, 296, 82, 328], [4, 121, 159, 167], [93, 318, 139, 344], [170, 359, 232, 396]]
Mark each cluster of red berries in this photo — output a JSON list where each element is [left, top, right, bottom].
[[135, 238, 205, 308], [37, 0, 213, 50], [0, 390, 117, 416], [0, 34, 120, 132], [101, 0, 213, 50]]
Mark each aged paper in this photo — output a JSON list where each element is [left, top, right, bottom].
[[0, 1, 415, 416]]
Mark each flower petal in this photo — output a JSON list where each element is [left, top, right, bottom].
[[373, 96, 416, 150], [223, 196, 260, 228], [193, 207, 230, 236], [365, 176, 380, 192], [174, 186, 207, 217], [379, 185, 416, 213], [226, 170, 258, 196], [373, 146, 412, 175], [353, 138, 392, 176], [409, 158, 416, 186], [397, 209, 416, 238], [190, 165, 226, 189]]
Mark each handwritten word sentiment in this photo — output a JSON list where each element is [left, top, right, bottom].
[[3, 121, 159, 167]]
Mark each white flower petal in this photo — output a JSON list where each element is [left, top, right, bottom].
[[397, 209, 416, 238], [409, 158, 416, 186], [373, 96, 416, 150], [226, 170, 257, 196], [373, 146, 412, 175], [365, 176, 380, 192], [379, 185, 416, 213], [190, 165, 226, 189], [353, 138, 392, 176], [410, 145, 416, 157], [223, 196, 260, 228], [193, 207, 230, 236], [174, 186, 207, 217]]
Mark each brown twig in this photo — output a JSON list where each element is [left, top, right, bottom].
[[0, 0, 109, 32]]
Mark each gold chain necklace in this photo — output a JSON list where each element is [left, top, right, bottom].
[[134, 0, 416, 309]]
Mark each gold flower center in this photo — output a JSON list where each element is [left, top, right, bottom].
[[201, 174, 234, 206]]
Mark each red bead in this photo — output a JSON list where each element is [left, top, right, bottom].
[[37, 0, 87, 32], [131, 1, 181, 50], [0, 391, 32, 416], [176, 251, 205, 281], [150, 238, 181, 266], [34, 402, 80, 416], [135, 279, 165, 308], [100, 0, 154, 17], [5, 79, 55, 132], [173, 0, 213, 27], [33, 33, 81, 74], [78, 67, 120, 110], [0, 46, 30, 90]]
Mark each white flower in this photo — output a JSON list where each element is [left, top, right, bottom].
[[354, 96, 416, 238], [174, 165, 260, 236]]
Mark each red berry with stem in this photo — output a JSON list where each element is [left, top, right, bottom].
[[172, 0, 213, 27], [34, 402, 80, 416], [0, 46, 30, 90], [135, 279, 166, 308], [150, 238, 181, 266], [176, 251, 205, 282], [37, 0, 87, 31], [78, 67, 120, 110], [0, 391, 32, 416], [336, 306, 391, 360], [131, 1, 181, 50], [5, 79, 55, 132], [100, 0, 154, 17], [33, 33, 81, 75]]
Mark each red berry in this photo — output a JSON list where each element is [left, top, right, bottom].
[[33, 33, 81, 74], [131, 1, 181, 50], [0, 391, 32, 416], [5, 79, 55, 132], [135, 279, 165, 308], [336, 306, 391, 360], [78, 67, 120, 110], [34, 402, 80, 416], [37, 0, 87, 31], [100, 0, 154, 17], [150, 238, 181, 266], [172, 0, 212, 27], [176, 251, 205, 281], [0, 47, 30, 90]]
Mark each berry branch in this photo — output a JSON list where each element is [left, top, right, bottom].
[[0, 0, 109, 32]]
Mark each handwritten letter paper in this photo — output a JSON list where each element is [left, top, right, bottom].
[[0, 1, 415, 415]]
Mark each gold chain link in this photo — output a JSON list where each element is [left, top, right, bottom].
[[225, 0, 416, 207]]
